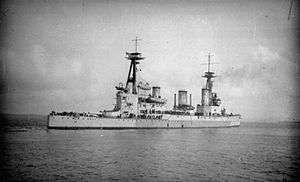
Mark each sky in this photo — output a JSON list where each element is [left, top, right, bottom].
[[0, 0, 299, 121]]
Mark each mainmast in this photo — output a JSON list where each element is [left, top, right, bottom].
[[198, 53, 221, 116], [125, 37, 145, 94], [202, 53, 216, 91]]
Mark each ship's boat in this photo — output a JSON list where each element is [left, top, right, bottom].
[[47, 38, 241, 129], [145, 97, 166, 104], [138, 81, 151, 90]]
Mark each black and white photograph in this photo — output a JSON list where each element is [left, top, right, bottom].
[[0, 0, 299, 181]]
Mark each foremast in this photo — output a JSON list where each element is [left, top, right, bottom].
[[125, 37, 144, 94], [111, 37, 166, 118]]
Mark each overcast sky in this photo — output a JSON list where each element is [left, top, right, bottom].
[[0, 0, 299, 121]]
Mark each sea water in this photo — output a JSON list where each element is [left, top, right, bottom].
[[1, 116, 299, 181]]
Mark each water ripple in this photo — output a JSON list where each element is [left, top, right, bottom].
[[1, 122, 299, 181]]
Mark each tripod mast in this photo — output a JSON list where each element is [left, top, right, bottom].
[[125, 37, 144, 94]]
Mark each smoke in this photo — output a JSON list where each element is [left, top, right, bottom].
[[220, 45, 297, 86], [217, 45, 299, 120]]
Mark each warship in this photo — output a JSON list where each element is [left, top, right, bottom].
[[48, 38, 241, 129]]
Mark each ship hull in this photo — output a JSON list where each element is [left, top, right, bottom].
[[48, 115, 241, 129]]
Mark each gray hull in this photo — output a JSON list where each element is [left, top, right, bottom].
[[48, 115, 241, 129]]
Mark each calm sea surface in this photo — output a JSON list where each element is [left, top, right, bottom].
[[1, 116, 299, 181]]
